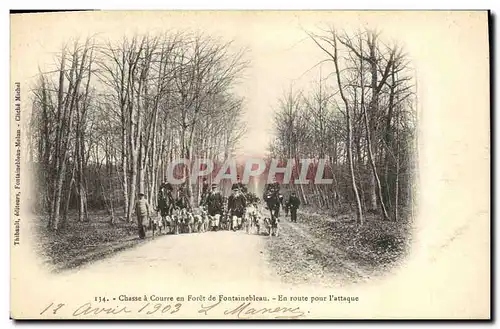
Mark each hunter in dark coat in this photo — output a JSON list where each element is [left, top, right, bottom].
[[200, 178, 210, 205], [176, 184, 191, 212], [157, 186, 175, 217], [228, 187, 247, 230], [288, 192, 301, 223], [205, 184, 224, 217]]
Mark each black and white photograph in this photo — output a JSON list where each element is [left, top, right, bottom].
[[9, 10, 490, 320]]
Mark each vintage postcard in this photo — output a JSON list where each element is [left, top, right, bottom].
[[10, 10, 490, 319]]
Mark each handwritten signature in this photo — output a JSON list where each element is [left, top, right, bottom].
[[199, 301, 306, 319]]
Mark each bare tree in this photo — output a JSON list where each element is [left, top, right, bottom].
[[268, 27, 416, 225], [307, 28, 364, 224]]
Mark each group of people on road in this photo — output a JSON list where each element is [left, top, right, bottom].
[[135, 179, 192, 239], [134, 177, 302, 239], [262, 182, 301, 223], [200, 177, 249, 231]]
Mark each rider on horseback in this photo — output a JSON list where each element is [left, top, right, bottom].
[[263, 178, 281, 228], [157, 180, 175, 232], [200, 178, 210, 206], [176, 182, 192, 212], [159, 177, 173, 191]]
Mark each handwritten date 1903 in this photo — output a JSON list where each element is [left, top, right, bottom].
[[137, 302, 182, 315], [39, 302, 183, 318]]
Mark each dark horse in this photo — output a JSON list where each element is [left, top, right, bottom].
[[264, 190, 281, 223], [263, 190, 280, 236]]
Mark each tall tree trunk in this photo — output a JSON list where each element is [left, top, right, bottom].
[[40, 76, 52, 213], [121, 123, 129, 217], [363, 111, 389, 220], [76, 102, 88, 222], [327, 31, 363, 223], [105, 134, 116, 225], [51, 43, 85, 231], [61, 163, 76, 228], [361, 35, 389, 220], [394, 115, 400, 222], [394, 88, 402, 221], [186, 122, 197, 207], [368, 174, 377, 210], [126, 71, 143, 222], [127, 110, 141, 222], [48, 48, 66, 229], [347, 110, 363, 223], [138, 133, 146, 198], [383, 64, 397, 207], [364, 35, 389, 220]]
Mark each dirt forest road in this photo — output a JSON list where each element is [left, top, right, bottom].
[[55, 209, 370, 291], [265, 217, 370, 288], [61, 228, 280, 287]]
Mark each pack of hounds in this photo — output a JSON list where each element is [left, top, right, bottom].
[[146, 203, 279, 238]]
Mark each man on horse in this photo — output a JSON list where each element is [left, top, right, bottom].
[[200, 178, 210, 206], [263, 179, 281, 222], [159, 177, 170, 191], [157, 181, 174, 213], [176, 181, 191, 212], [156, 181, 175, 233]]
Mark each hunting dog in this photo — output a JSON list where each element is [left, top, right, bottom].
[[185, 212, 195, 233], [177, 208, 192, 233], [200, 209, 210, 232], [263, 216, 279, 237], [193, 214, 203, 233], [171, 213, 180, 235], [245, 204, 261, 234], [220, 212, 230, 230], [151, 213, 165, 238], [209, 214, 221, 231]]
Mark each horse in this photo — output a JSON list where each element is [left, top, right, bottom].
[[264, 190, 281, 223]]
